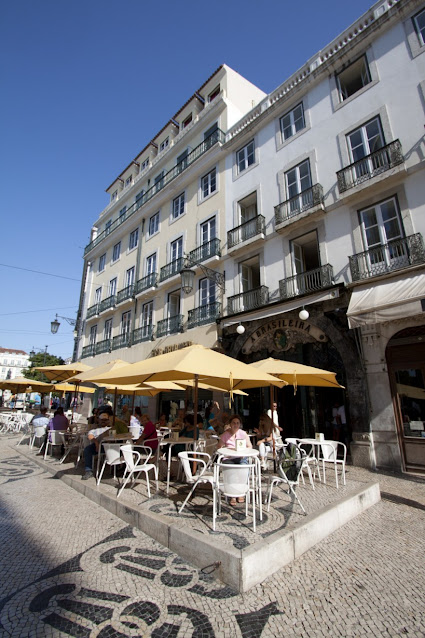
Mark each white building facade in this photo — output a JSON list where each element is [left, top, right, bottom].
[[0, 348, 29, 381]]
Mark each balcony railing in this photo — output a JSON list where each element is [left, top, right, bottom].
[[275, 184, 324, 224], [227, 286, 269, 314], [349, 234, 425, 281], [132, 325, 155, 344], [95, 339, 112, 355], [160, 257, 184, 282], [84, 129, 226, 255], [279, 264, 334, 299], [98, 295, 116, 313], [86, 304, 98, 319], [135, 273, 157, 295], [188, 238, 221, 264], [157, 314, 184, 337], [337, 140, 403, 194], [112, 333, 131, 350], [228, 215, 265, 249], [188, 301, 221, 328], [116, 285, 134, 305], [81, 344, 96, 358]]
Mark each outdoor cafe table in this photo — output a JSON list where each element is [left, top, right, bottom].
[[215, 447, 262, 521], [297, 437, 332, 482]]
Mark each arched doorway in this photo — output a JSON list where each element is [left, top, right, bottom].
[[386, 325, 425, 474]]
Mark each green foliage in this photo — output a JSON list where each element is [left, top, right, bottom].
[[22, 352, 65, 383]]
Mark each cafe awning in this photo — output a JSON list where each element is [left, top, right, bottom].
[[347, 271, 425, 329]]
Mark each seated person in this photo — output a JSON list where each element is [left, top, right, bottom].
[[30, 406, 49, 430], [156, 413, 168, 429], [87, 408, 99, 426], [82, 411, 112, 480], [172, 408, 186, 431], [49, 407, 69, 431], [120, 404, 131, 425], [254, 413, 275, 470], [170, 414, 199, 457], [135, 414, 158, 451], [210, 409, 230, 435], [219, 414, 252, 505]]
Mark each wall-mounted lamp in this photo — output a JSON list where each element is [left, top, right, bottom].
[[180, 256, 225, 295], [236, 323, 245, 335], [51, 313, 78, 336], [299, 307, 309, 321]]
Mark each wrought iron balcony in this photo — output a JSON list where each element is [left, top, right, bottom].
[[188, 302, 221, 328], [81, 344, 96, 358], [279, 264, 334, 299], [135, 273, 157, 295], [188, 238, 221, 264], [337, 140, 403, 194], [112, 333, 131, 350], [157, 314, 184, 337], [95, 339, 112, 355], [84, 128, 226, 256], [86, 304, 98, 319], [160, 257, 184, 282], [349, 234, 425, 281], [227, 286, 269, 314], [116, 285, 134, 305], [132, 325, 155, 344], [228, 215, 265, 249], [98, 295, 116, 313], [275, 184, 324, 224]]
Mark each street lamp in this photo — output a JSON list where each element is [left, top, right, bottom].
[[51, 313, 78, 337], [30, 345, 48, 365], [180, 256, 225, 295], [298, 307, 310, 321]]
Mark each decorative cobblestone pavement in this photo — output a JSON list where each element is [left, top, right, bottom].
[[1, 435, 424, 637]]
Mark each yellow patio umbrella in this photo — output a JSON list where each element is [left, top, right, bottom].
[[175, 379, 248, 396], [34, 362, 93, 382], [53, 383, 96, 394], [249, 358, 344, 391], [0, 376, 53, 393]]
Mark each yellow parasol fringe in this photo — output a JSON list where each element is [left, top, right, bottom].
[[293, 372, 297, 395]]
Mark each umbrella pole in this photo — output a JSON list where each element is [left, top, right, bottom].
[[113, 388, 117, 427], [131, 391, 135, 414], [193, 374, 199, 419]]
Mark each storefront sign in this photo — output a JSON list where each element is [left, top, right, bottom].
[[241, 317, 327, 354], [151, 341, 193, 357]]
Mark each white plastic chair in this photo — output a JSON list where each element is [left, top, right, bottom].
[[97, 443, 126, 485], [213, 461, 256, 531], [320, 440, 347, 488], [117, 444, 158, 498], [29, 425, 47, 451], [44, 430, 65, 459], [177, 451, 214, 514], [266, 443, 307, 515]]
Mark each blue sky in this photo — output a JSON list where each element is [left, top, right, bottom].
[[1, 0, 374, 361]]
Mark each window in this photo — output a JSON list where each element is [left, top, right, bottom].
[[359, 197, 407, 271], [337, 56, 371, 101], [119, 206, 127, 220], [112, 242, 121, 262], [135, 190, 144, 209], [109, 278, 117, 297], [105, 220, 112, 235], [414, 9, 425, 45], [129, 228, 139, 250], [95, 287, 102, 304], [168, 291, 181, 318], [280, 103, 305, 141], [104, 318, 112, 341], [176, 149, 188, 171], [239, 192, 257, 224], [126, 267, 135, 287], [208, 85, 220, 102], [125, 175, 132, 188], [89, 325, 97, 345], [204, 122, 218, 144], [141, 158, 149, 171], [182, 114, 192, 129], [347, 117, 386, 182], [154, 172, 164, 193], [149, 212, 159, 237], [285, 160, 312, 214], [199, 277, 216, 306], [236, 140, 255, 173], [121, 311, 131, 335], [201, 168, 217, 199], [201, 217, 216, 248], [170, 237, 183, 262], [146, 253, 157, 275], [290, 230, 321, 295], [172, 192, 185, 219], [160, 137, 169, 152], [98, 254, 106, 272], [111, 190, 118, 202], [141, 301, 153, 337]]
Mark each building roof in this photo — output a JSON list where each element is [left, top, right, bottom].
[[0, 347, 28, 355]]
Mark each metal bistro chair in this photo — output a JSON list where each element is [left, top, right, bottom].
[[29, 425, 47, 452], [213, 460, 257, 532], [97, 443, 126, 486], [117, 444, 158, 498], [266, 442, 307, 515], [286, 437, 320, 489], [320, 440, 347, 488], [44, 430, 66, 460], [177, 451, 214, 514]]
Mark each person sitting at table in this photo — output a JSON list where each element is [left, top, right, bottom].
[[170, 414, 199, 457], [120, 404, 131, 425], [87, 408, 99, 426], [156, 413, 168, 429], [135, 413, 158, 451], [254, 413, 275, 470], [219, 414, 252, 505], [172, 408, 186, 431], [82, 411, 112, 480], [49, 407, 69, 432], [134, 406, 142, 422]]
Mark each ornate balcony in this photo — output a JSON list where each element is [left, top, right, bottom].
[[160, 257, 184, 282], [112, 333, 131, 350], [98, 295, 116, 313], [228, 215, 265, 250], [188, 238, 221, 264], [275, 184, 324, 226], [337, 140, 403, 194], [84, 129, 226, 256], [81, 344, 96, 358], [95, 339, 112, 355], [157, 314, 184, 337], [227, 286, 269, 315], [279, 264, 334, 299], [135, 273, 157, 295], [86, 304, 98, 319], [349, 234, 425, 281], [116, 285, 134, 305], [132, 325, 155, 344], [188, 302, 221, 328]]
